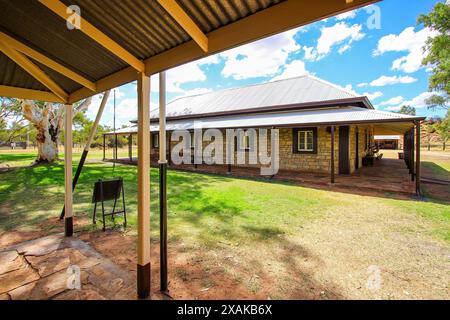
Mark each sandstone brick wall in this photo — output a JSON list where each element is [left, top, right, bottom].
[[151, 125, 373, 174]]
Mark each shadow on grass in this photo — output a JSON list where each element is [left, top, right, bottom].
[[421, 161, 450, 181]]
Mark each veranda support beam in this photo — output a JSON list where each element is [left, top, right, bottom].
[[0, 41, 68, 102], [60, 90, 110, 220], [157, 0, 208, 52], [38, 0, 145, 72], [158, 71, 168, 293], [0, 32, 96, 91], [0, 85, 64, 103], [137, 72, 151, 299], [64, 104, 73, 236]]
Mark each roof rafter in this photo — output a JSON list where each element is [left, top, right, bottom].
[[0, 85, 65, 103], [0, 32, 96, 92], [157, 0, 208, 52], [38, 0, 145, 72], [0, 41, 69, 102]]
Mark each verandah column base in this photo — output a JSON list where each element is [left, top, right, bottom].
[[137, 262, 151, 299], [65, 217, 73, 237]]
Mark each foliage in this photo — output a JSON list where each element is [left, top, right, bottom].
[[397, 105, 416, 116], [418, 1, 450, 111], [0, 97, 28, 143], [432, 111, 450, 150]]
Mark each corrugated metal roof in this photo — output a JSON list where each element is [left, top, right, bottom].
[[151, 75, 367, 119], [0, 52, 49, 91], [176, 0, 282, 34], [108, 107, 422, 134], [0, 0, 283, 94]]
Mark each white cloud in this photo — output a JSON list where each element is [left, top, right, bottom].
[[335, 10, 357, 21], [400, 92, 435, 109], [357, 82, 368, 88], [303, 46, 317, 61], [374, 27, 438, 73], [338, 44, 351, 54], [270, 60, 309, 81], [315, 22, 365, 59], [380, 96, 405, 106], [149, 60, 209, 94], [369, 75, 417, 87], [363, 91, 383, 101], [220, 27, 301, 79], [382, 92, 435, 111], [115, 98, 138, 123], [343, 84, 359, 96]]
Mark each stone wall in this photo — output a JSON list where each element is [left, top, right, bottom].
[[150, 125, 373, 174]]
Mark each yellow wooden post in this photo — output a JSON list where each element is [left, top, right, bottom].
[[137, 72, 151, 298]]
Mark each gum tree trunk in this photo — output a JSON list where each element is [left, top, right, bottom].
[[22, 98, 91, 164], [23, 102, 63, 163]]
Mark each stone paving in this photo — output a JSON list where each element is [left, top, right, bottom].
[[0, 233, 136, 300]]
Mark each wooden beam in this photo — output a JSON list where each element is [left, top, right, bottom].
[[38, 0, 145, 72], [157, 0, 208, 52], [0, 41, 68, 102], [67, 0, 378, 102], [64, 103, 73, 236], [0, 32, 96, 91], [68, 67, 136, 103], [136, 72, 151, 299], [0, 85, 64, 103]]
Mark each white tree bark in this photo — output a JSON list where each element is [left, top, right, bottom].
[[22, 98, 92, 163]]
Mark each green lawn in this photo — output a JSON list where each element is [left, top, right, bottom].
[[1, 151, 449, 245]]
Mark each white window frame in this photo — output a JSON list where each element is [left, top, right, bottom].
[[297, 130, 314, 152]]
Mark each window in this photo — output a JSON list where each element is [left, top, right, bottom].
[[293, 128, 317, 154], [298, 130, 314, 151], [152, 133, 159, 148], [239, 134, 251, 150]]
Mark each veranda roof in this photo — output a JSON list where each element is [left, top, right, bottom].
[[0, 0, 378, 104], [107, 107, 425, 135]]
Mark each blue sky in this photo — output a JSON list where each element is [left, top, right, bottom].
[[86, 0, 447, 128]]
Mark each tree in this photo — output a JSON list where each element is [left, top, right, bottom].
[[22, 98, 92, 163], [418, 1, 450, 111], [0, 97, 28, 143], [397, 105, 416, 116], [433, 112, 450, 150]]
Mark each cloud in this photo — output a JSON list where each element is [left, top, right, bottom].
[[357, 82, 368, 88], [303, 46, 317, 61], [338, 44, 351, 54], [363, 91, 383, 101], [220, 28, 301, 79], [380, 96, 405, 106], [315, 22, 365, 59], [374, 27, 438, 73], [399, 92, 435, 109], [335, 10, 357, 21], [270, 59, 309, 81], [382, 92, 435, 111], [369, 75, 417, 87]]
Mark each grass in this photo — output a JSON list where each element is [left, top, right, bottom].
[[1, 150, 449, 245]]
